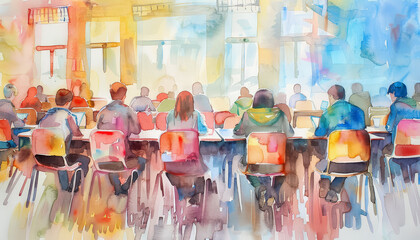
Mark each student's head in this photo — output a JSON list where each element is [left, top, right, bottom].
[[174, 91, 194, 121], [167, 91, 175, 99], [36, 85, 43, 94], [327, 85, 345, 105], [140, 87, 150, 97], [27, 87, 37, 97], [415, 83, 420, 94], [293, 84, 301, 94], [351, 83, 363, 94], [55, 89, 73, 107], [110, 82, 127, 101], [387, 82, 407, 102], [253, 89, 274, 108], [379, 87, 387, 96], [3, 84, 17, 100], [275, 92, 287, 104], [192, 82, 204, 95], [240, 87, 252, 98]]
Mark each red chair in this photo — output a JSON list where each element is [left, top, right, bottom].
[[214, 111, 236, 127], [0, 119, 13, 148], [159, 130, 205, 176], [386, 119, 420, 186], [243, 132, 287, 176], [137, 112, 154, 131], [155, 112, 168, 130], [87, 130, 137, 212], [202, 112, 215, 134], [223, 115, 242, 129]]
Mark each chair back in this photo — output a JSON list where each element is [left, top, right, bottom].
[[16, 108, 37, 125], [393, 119, 420, 157], [214, 111, 236, 126], [223, 115, 242, 129], [137, 112, 154, 131], [0, 119, 12, 142], [369, 107, 390, 127], [72, 107, 94, 128], [155, 112, 168, 130], [32, 128, 66, 157], [41, 102, 52, 111], [202, 112, 215, 133], [89, 130, 126, 169], [91, 98, 108, 110], [245, 132, 287, 176], [295, 100, 314, 110], [160, 130, 204, 175], [47, 96, 56, 107]]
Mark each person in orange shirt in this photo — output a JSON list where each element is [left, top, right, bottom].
[[69, 80, 88, 109], [20, 87, 42, 112]]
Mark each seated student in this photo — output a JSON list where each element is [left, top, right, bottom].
[[412, 82, 420, 102], [274, 92, 292, 123], [36, 85, 48, 103], [315, 85, 365, 203], [230, 87, 253, 117], [165, 91, 208, 204], [69, 80, 88, 110], [155, 86, 168, 103], [20, 87, 42, 112], [234, 89, 294, 210], [192, 82, 213, 112], [289, 84, 307, 108], [96, 82, 146, 211], [130, 86, 156, 112], [372, 87, 392, 107], [39, 89, 90, 192], [349, 83, 372, 126], [157, 91, 176, 112], [0, 84, 24, 146]]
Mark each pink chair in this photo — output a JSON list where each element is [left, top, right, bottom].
[[159, 130, 205, 176], [214, 111, 236, 127], [137, 112, 154, 131], [202, 112, 215, 134], [155, 112, 168, 130], [223, 115, 242, 129], [87, 130, 137, 212]]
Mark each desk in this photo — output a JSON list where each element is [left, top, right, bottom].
[[293, 110, 323, 128]]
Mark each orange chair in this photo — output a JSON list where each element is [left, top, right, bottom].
[[317, 130, 376, 213], [294, 100, 314, 128], [159, 130, 205, 176], [202, 112, 215, 133], [223, 115, 242, 129], [385, 119, 420, 186], [41, 102, 52, 111], [137, 112, 154, 131], [155, 112, 168, 130], [72, 107, 94, 129], [368, 107, 390, 127], [243, 132, 287, 176], [16, 108, 37, 125], [214, 111, 236, 127], [87, 130, 137, 211], [47, 96, 56, 107], [90, 98, 108, 110], [0, 119, 13, 148]]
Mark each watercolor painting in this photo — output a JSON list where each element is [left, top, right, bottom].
[[1, 0, 420, 239]]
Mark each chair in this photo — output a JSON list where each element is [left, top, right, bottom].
[[87, 130, 137, 211], [41, 102, 52, 111], [72, 107, 94, 129], [243, 132, 287, 176], [317, 130, 376, 213], [0, 119, 16, 161], [214, 111, 236, 128], [47, 96, 56, 107], [295, 100, 314, 128], [223, 115, 242, 129], [385, 119, 420, 187], [155, 112, 168, 130], [202, 112, 215, 134], [368, 107, 390, 127], [16, 108, 37, 125], [159, 130, 205, 176], [137, 112, 154, 131], [91, 98, 108, 110]]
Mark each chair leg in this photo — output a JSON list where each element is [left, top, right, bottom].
[[6, 167, 18, 194], [97, 174, 102, 198], [19, 177, 28, 197], [3, 171, 22, 205], [68, 169, 82, 217], [365, 172, 377, 216], [26, 168, 37, 208], [87, 171, 96, 214], [386, 156, 395, 188], [32, 169, 39, 203]]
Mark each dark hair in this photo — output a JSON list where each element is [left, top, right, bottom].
[[110, 82, 127, 100], [252, 89, 274, 108], [387, 82, 407, 98], [327, 85, 345, 100], [174, 91, 194, 121], [55, 89, 73, 106]]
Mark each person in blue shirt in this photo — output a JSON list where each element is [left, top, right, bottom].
[[289, 84, 307, 108], [315, 85, 366, 202]]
